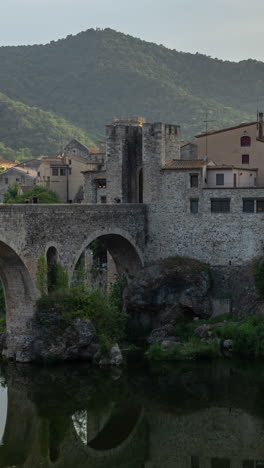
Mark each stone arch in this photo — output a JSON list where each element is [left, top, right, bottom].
[[69, 228, 144, 283], [0, 241, 38, 361]]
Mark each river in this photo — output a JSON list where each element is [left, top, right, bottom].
[[0, 360, 263, 467]]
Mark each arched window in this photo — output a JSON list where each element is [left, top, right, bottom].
[[241, 135, 251, 147]]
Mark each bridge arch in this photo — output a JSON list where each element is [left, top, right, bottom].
[[0, 241, 37, 360], [69, 228, 144, 284]]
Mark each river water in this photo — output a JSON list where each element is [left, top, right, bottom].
[[0, 360, 264, 467]]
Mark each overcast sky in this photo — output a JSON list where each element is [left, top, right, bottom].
[[0, 0, 263, 62]]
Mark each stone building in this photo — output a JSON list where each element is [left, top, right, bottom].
[[195, 112, 264, 184], [82, 118, 264, 267]]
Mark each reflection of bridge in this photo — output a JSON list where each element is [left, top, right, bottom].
[[0, 204, 147, 360], [1, 364, 264, 468]]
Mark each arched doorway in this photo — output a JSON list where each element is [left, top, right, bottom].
[[0, 241, 37, 361]]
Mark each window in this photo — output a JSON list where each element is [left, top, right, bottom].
[[242, 154, 249, 164], [52, 168, 59, 176], [37, 171, 40, 177], [216, 173, 224, 185], [190, 174, 198, 187], [97, 179, 107, 189], [211, 199, 230, 213], [4, 178, 8, 185], [69, 168, 72, 175], [257, 200, 264, 213], [190, 199, 199, 213], [243, 199, 254, 213], [241, 135, 251, 147], [16, 178, 20, 182], [69, 159, 72, 165], [60, 168, 66, 176], [101, 196, 107, 204]]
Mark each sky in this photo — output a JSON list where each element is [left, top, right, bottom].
[[0, 0, 264, 62]]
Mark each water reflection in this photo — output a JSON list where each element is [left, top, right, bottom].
[[0, 381, 7, 446], [0, 361, 264, 467]]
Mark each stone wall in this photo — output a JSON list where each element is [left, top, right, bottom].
[[0, 203, 147, 360], [144, 168, 264, 266]]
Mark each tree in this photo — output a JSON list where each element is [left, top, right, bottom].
[[4, 184, 60, 204]]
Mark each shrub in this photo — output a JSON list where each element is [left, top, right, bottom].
[[37, 255, 48, 296], [48, 264, 68, 292], [37, 285, 127, 350], [182, 338, 220, 360]]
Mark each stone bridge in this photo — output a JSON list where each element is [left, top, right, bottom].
[[0, 204, 147, 360]]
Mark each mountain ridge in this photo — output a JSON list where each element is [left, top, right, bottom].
[[0, 28, 262, 144]]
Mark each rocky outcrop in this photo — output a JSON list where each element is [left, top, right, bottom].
[[125, 258, 212, 342], [32, 316, 99, 362]]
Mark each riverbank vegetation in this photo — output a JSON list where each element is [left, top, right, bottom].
[[36, 259, 127, 353], [146, 313, 264, 361]]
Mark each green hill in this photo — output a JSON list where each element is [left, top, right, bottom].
[[0, 93, 96, 160], [0, 28, 263, 140]]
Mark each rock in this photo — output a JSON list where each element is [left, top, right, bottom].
[[98, 344, 123, 367], [194, 324, 212, 339], [223, 339, 233, 350], [110, 344, 123, 367], [161, 339, 178, 350], [32, 316, 99, 362], [125, 258, 212, 341], [147, 324, 176, 344]]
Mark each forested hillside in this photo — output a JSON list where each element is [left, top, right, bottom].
[[0, 93, 96, 160], [0, 28, 263, 148]]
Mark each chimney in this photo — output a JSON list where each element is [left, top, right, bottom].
[[259, 112, 264, 139]]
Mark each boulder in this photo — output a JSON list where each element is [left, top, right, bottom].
[[32, 316, 99, 362], [98, 343, 123, 367], [125, 258, 212, 342]]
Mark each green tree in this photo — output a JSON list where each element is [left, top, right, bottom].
[[4, 185, 60, 204], [37, 255, 48, 296]]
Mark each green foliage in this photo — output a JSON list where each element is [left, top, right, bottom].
[[4, 184, 60, 204], [147, 339, 219, 361], [109, 275, 127, 312], [37, 255, 48, 296], [0, 28, 259, 143], [0, 316, 6, 334], [48, 265, 68, 292], [3, 183, 20, 203], [182, 338, 220, 360], [37, 285, 127, 350], [255, 261, 264, 298], [175, 314, 197, 340], [0, 92, 97, 160], [233, 316, 264, 357], [207, 313, 232, 324]]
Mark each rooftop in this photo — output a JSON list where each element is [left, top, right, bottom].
[[195, 121, 257, 138], [162, 159, 208, 169]]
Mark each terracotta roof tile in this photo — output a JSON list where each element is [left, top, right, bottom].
[[163, 159, 207, 169]]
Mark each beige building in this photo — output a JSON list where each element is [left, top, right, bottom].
[[0, 140, 105, 203], [196, 112, 264, 185]]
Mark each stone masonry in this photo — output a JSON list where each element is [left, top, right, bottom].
[[0, 204, 147, 361]]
